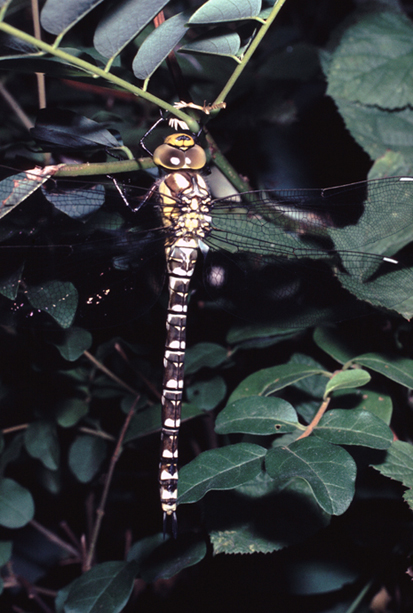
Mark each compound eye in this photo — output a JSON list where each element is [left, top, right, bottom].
[[184, 145, 207, 169], [153, 144, 185, 169]]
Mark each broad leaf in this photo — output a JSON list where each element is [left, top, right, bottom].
[[215, 396, 300, 435], [132, 12, 190, 80], [228, 362, 328, 403], [26, 281, 78, 329], [0, 478, 34, 528], [62, 561, 138, 613], [0, 166, 60, 219], [266, 438, 356, 515], [24, 421, 60, 470], [53, 327, 93, 361], [41, 0, 105, 36], [184, 342, 228, 375], [327, 11, 413, 109], [324, 369, 371, 396], [189, 0, 262, 24], [181, 32, 241, 58], [178, 443, 266, 505], [186, 376, 226, 410], [354, 353, 413, 388], [314, 408, 393, 448], [94, 0, 170, 59], [68, 435, 107, 483], [372, 440, 413, 511]]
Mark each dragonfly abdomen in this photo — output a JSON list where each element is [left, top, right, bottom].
[[158, 165, 212, 535]]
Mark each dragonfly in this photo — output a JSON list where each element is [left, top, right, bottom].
[[1, 129, 413, 535]]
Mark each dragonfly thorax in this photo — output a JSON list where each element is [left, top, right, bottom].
[[159, 170, 212, 242]]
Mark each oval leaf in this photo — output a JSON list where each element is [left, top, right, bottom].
[[63, 561, 138, 613], [324, 369, 371, 396], [133, 11, 190, 80], [0, 478, 34, 528], [94, 0, 170, 59], [0, 166, 60, 219], [215, 396, 299, 435], [24, 421, 60, 470], [41, 0, 105, 36], [181, 32, 241, 58], [184, 342, 228, 375], [69, 435, 107, 483], [53, 327, 93, 361], [186, 376, 226, 410], [315, 408, 393, 448], [229, 363, 327, 403], [266, 438, 356, 515], [26, 281, 78, 329], [354, 353, 413, 388], [189, 0, 262, 24], [178, 443, 266, 505]]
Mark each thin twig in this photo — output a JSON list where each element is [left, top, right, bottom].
[[83, 349, 140, 396], [31, 0, 46, 109], [83, 402, 137, 571], [296, 397, 331, 440], [0, 81, 33, 130], [2, 423, 28, 434], [115, 342, 161, 400], [30, 519, 79, 558]]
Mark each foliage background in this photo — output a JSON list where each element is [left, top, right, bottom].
[[0, 0, 413, 611]]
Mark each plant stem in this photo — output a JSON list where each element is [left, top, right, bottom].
[[296, 397, 331, 439], [0, 21, 199, 132], [84, 405, 136, 571], [214, 0, 288, 105], [83, 350, 140, 396]]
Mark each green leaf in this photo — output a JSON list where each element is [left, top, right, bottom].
[[0, 478, 34, 528], [0, 540, 12, 566], [178, 443, 266, 505], [56, 398, 89, 428], [0, 166, 59, 219], [184, 342, 228, 375], [181, 32, 241, 58], [68, 435, 107, 483], [324, 369, 371, 396], [354, 353, 413, 388], [186, 376, 226, 410], [62, 561, 138, 613], [94, 0, 170, 59], [26, 281, 78, 329], [24, 421, 60, 470], [132, 12, 190, 80], [53, 327, 92, 361], [332, 100, 413, 168], [353, 389, 393, 425], [327, 12, 413, 109], [228, 362, 328, 403], [372, 440, 413, 511], [41, 0, 105, 36], [313, 327, 356, 365], [314, 408, 393, 448], [227, 322, 297, 346], [368, 150, 413, 179], [215, 396, 300, 435], [266, 438, 356, 515], [207, 474, 330, 554], [132, 534, 207, 582], [189, 0, 262, 24]]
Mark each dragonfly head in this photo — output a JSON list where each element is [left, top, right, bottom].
[[153, 133, 207, 171]]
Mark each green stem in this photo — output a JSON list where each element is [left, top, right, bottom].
[[0, 22, 199, 132], [214, 0, 288, 105]]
